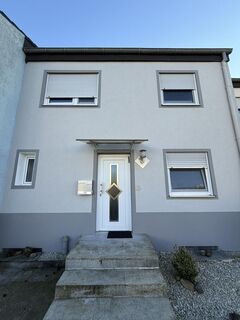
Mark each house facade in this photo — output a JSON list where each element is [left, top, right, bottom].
[[1, 13, 240, 252]]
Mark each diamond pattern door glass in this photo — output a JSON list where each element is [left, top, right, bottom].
[[107, 164, 120, 222]]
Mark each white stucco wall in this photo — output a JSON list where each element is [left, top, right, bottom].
[[2, 61, 240, 213], [0, 14, 25, 208]]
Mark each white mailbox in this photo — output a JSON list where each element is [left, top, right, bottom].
[[77, 180, 93, 195]]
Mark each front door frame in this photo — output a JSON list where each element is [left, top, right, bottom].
[[92, 148, 136, 232]]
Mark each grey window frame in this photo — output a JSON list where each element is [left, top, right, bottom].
[[11, 149, 39, 189], [40, 70, 101, 108], [163, 149, 217, 199], [157, 70, 203, 108]]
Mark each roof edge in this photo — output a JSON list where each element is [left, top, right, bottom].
[[23, 47, 232, 63], [24, 47, 232, 54]]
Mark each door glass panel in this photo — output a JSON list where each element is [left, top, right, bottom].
[[108, 164, 120, 222]]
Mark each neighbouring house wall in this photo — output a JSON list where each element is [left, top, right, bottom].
[[0, 14, 25, 209], [1, 61, 240, 251], [234, 88, 240, 97]]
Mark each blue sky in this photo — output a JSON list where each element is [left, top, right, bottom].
[[1, 0, 239, 76]]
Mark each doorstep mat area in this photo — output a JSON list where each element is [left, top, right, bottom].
[[107, 231, 133, 239]]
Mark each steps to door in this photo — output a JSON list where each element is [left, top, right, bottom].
[[44, 233, 175, 320]]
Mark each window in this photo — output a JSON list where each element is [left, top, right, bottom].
[[42, 72, 100, 107], [12, 150, 39, 188], [158, 72, 201, 106], [236, 97, 240, 113], [165, 151, 215, 198]]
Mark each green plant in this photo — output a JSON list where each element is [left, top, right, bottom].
[[172, 247, 199, 283]]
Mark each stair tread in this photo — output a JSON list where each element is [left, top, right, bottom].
[[57, 269, 166, 286], [43, 297, 175, 320]]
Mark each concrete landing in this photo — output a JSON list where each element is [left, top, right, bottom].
[[66, 233, 159, 270], [44, 297, 175, 320], [43, 233, 175, 319]]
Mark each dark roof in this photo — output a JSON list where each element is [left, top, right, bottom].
[[23, 47, 232, 63], [0, 11, 37, 48], [232, 78, 240, 88]]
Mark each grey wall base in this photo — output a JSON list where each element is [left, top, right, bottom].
[[0, 211, 240, 252]]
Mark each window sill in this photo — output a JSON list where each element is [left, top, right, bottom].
[[160, 103, 202, 107], [11, 185, 34, 189], [168, 194, 216, 199], [40, 104, 99, 108]]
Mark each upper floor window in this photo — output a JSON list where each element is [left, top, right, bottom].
[[41, 71, 100, 107], [158, 72, 201, 106], [12, 150, 39, 189]]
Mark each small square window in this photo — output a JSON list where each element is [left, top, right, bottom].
[[12, 150, 39, 188], [42, 72, 100, 107], [165, 151, 215, 198], [158, 72, 200, 106]]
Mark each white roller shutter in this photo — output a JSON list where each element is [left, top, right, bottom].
[[166, 152, 208, 168], [159, 73, 196, 90], [46, 73, 98, 97]]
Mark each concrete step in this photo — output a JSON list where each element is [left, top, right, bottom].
[[66, 234, 159, 270], [43, 297, 175, 320], [55, 269, 167, 299]]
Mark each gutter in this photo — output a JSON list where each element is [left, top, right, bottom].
[[23, 47, 232, 63], [23, 47, 232, 55], [221, 52, 240, 155]]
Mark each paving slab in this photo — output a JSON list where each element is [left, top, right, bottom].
[[55, 269, 167, 298], [43, 297, 175, 320]]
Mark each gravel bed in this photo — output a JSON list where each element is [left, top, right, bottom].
[[159, 252, 240, 320]]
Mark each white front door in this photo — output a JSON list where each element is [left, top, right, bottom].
[[96, 155, 132, 231]]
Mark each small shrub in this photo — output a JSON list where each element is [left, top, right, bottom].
[[172, 247, 198, 283]]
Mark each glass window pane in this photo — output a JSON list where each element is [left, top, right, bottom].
[[170, 168, 207, 190], [163, 90, 194, 103], [78, 97, 95, 104], [49, 98, 73, 103], [25, 159, 35, 183]]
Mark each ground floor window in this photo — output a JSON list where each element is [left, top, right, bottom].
[[164, 150, 215, 198], [12, 150, 39, 188]]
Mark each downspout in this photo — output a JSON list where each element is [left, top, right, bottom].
[[221, 52, 240, 155]]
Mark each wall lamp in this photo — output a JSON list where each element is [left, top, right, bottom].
[[135, 149, 149, 168], [139, 149, 147, 163]]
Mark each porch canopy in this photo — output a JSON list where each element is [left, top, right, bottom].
[[76, 139, 148, 150]]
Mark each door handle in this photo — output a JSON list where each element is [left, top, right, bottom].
[[99, 183, 103, 196]]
